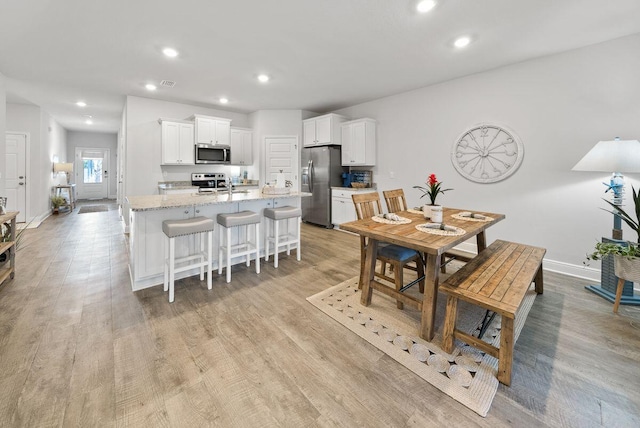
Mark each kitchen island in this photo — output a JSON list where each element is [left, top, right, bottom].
[[127, 189, 307, 291]]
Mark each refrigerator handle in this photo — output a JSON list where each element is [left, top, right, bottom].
[[308, 160, 314, 192]]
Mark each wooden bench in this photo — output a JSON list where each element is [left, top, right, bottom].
[[440, 239, 546, 386]]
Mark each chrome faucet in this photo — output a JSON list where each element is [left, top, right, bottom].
[[227, 178, 233, 196]]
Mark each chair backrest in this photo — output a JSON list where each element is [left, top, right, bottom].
[[383, 189, 407, 213], [352, 192, 383, 220]]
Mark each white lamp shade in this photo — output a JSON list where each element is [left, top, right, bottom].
[[53, 162, 73, 173], [572, 139, 640, 173]]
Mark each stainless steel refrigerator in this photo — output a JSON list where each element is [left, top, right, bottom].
[[301, 146, 346, 227]]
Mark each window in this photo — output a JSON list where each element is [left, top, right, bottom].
[[83, 158, 103, 184]]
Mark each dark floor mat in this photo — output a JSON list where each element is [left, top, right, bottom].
[[78, 205, 109, 214]]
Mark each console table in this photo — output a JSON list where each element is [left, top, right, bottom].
[[0, 211, 19, 287], [54, 184, 77, 211]]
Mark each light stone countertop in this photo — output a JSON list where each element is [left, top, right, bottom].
[[127, 189, 310, 212]]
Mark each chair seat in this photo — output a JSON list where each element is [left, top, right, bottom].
[[162, 216, 215, 238], [217, 211, 261, 227], [379, 244, 420, 263], [264, 206, 302, 220]]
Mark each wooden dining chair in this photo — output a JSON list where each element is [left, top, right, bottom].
[[352, 192, 425, 309], [383, 188, 472, 273]]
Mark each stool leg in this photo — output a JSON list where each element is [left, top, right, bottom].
[[286, 218, 291, 256], [199, 233, 205, 281], [296, 216, 301, 261], [255, 223, 260, 274], [274, 219, 280, 268], [265, 218, 270, 262], [226, 227, 232, 283], [169, 237, 175, 303], [218, 226, 224, 276], [245, 224, 251, 267], [163, 235, 169, 292], [207, 230, 212, 290]]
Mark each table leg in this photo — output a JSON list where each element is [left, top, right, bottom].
[[476, 231, 487, 252], [420, 253, 441, 341], [360, 238, 378, 306]]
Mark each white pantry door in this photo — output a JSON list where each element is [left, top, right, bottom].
[[5, 133, 27, 223], [265, 136, 298, 190], [75, 148, 109, 199]]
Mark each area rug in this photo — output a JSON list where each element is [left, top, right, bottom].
[[306, 276, 537, 417], [78, 205, 109, 214]]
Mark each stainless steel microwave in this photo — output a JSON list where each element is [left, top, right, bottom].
[[195, 143, 231, 164]]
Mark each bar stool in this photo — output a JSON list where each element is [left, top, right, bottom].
[[162, 216, 215, 303], [264, 206, 302, 268], [217, 210, 261, 283]]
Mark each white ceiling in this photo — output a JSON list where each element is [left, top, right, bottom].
[[2, 0, 640, 133]]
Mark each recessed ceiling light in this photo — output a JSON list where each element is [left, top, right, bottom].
[[145, 83, 157, 91], [219, 97, 229, 104], [85, 119, 93, 125], [454, 36, 471, 48], [162, 47, 178, 58], [257, 74, 270, 83], [416, 0, 437, 13], [76, 101, 87, 107]]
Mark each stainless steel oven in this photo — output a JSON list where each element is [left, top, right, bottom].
[[195, 143, 231, 164]]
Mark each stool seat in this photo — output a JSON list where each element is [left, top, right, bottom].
[[162, 216, 214, 303], [264, 206, 302, 221], [163, 216, 215, 238], [217, 211, 261, 228]]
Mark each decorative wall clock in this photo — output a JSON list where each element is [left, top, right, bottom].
[[451, 124, 524, 183]]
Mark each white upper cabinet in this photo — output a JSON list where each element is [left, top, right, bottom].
[[341, 118, 376, 166], [190, 114, 232, 145], [230, 127, 253, 165], [303, 113, 347, 147], [160, 119, 195, 165]]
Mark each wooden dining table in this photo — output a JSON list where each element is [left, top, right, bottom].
[[340, 207, 505, 341]]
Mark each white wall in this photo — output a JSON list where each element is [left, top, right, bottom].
[[67, 131, 118, 198], [249, 110, 304, 185], [335, 34, 640, 280], [0, 72, 6, 195], [124, 96, 251, 196], [5, 104, 67, 222]]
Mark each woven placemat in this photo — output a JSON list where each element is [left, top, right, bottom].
[[372, 215, 411, 225], [451, 212, 494, 222], [407, 208, 424, 215], [415, 223, 466, 236]]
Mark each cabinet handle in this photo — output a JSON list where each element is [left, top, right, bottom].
[[196, 209, 200, 213], [184, 210, 190, 214]]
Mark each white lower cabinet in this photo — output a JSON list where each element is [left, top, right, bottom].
[[332, 188, 372, 227]]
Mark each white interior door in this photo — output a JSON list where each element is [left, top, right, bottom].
[[5, 133, 27, 222], [75, 148, 109, 200], [265, 136, 298, 190]]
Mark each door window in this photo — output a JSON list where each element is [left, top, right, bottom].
[[83, 158, 103, 184]]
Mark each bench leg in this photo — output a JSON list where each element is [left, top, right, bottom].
[[498, 317, 514, 386], [442, 295, 458, 354], [534, 262, 544, 294]]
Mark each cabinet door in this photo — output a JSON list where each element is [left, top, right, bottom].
[[315, 116, 331, 145], [341, 124, 352, 165], [161, 121, 181, 164], [241, 131, 253, 164], [215, 120, 230, 145], [351, 122, 367, 164], [230, 129, 243, 164], [178, 123, 195, 164], [303, 120, 316, 147], [196, 117, 215, 143]]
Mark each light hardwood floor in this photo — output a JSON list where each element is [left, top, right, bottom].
[[0, 201, 639, 427]]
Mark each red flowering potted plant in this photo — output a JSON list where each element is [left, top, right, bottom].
[[413, 173, 453, 220]]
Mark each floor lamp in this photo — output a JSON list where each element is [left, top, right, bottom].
[[572, 137, 640, 305]]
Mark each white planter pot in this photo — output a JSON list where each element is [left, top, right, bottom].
[[614, 254, 640, 283], [422, 204, 442, 222]]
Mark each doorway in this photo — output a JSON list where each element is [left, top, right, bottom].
[[75, 148, 109, 200], [5, 132, 29, 223], [264, 136, 299, 189]]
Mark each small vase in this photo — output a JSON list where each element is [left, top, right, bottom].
[[430, 205, 443, 223]]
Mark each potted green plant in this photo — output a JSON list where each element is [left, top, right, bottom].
[[587, 186, 640, 284], [51, 195, 66, 214], [413, 173, 453, 221]]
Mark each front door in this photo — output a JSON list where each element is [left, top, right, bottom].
[[75, 148, 109, 200], [5, 133, 27, 222]]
